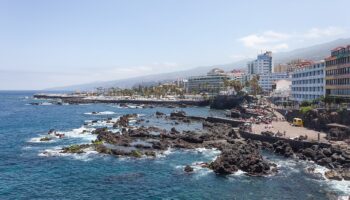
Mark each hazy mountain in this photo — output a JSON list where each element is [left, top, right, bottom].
[[48, 60, 249, 91], [48, 38, 350, 91], [274, 38, 350, 64]]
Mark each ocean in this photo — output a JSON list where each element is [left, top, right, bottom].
[[0, 91, 349, 200]]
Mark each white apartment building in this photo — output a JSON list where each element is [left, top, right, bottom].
[[291, 61, 325, 102], [247, 51, 273, 75], [259, 73, 290, 92]]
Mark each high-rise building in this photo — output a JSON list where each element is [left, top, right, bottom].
[[247, 51, 272, 75], [325, 45, 350, 100], [291, 61, 325, 102]]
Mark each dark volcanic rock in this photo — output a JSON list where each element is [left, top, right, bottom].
[[170, 127, 180, 134], [170, 111, 186, 118], [155, 111, 166, 117], [261, 131, 274, 137], [181, 133, 203, 144], [302, 148, 316, 160], [273, 140, 294, 157], [61, 144, 91, 154], [210, 141, 273, 176], [325, 170, 343, 181], [97, 130, 131, 146], [184, 165, 194, 172], [113, 114, 138, 128]]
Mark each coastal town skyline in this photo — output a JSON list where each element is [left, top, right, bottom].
[[1, 0, 350, 90], [1, 1, 350, 199]]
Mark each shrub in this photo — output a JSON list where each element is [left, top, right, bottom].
[[40, 137, 51, 141], [300, 101, 311, 107], [92, 140, 103, 145], [300, 106, 313, 114], [131, 150, 142, 158]]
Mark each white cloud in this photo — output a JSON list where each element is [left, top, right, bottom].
[[239, 31, 290, 48], [304, 27, 347, 39], [238, 26, 348, 54]]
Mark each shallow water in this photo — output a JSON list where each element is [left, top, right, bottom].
[[0, 91, 349, 199]]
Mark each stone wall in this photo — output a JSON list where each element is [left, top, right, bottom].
[[275, 109, 301, 122], [206, 117, 245, 127], [210, 95, 253, 109], [276, 108, 350, 132]]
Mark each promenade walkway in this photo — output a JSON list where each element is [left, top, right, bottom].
[[252, 109, 328, 142]]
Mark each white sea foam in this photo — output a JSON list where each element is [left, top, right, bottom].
[[129, 119, 137, 123], [84, 111, 116, 115], [41, 102, 52, 105], [233, 170, 246, 176], [275, 158, 350, 194], [38, 147, 62, 157], [85, 117, 119, 127], [310, 164, 350, 194], [193, 167, 213, 178], [28, 135, 57, 143], [39, 146, 98, 161], [194, 148, 221, 158], [175, 161, 213, 178], [156, 148, 174, 158], [69, 149, 99, 161], [272, 158, 301, 176], [58, 126, 97, 141], [22, 146, 39, 150]]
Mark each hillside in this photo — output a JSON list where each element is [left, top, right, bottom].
[[48, 38, 350, 91]]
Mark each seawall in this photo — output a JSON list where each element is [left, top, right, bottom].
[[206, 117, 245, 127], [34, 94, 210, 106]]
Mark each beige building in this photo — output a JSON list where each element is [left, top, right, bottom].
[[325, 45, 350, 100], [274, 64, 288, 73]]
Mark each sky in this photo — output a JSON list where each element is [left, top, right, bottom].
[[0, 0, 350, 90]]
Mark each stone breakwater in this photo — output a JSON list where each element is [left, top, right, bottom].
[[33, 94, 210, 106]]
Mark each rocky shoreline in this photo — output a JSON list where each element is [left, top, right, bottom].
[[40, 110, 350, 180]]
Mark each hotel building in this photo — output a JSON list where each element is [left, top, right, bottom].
[[291, 61, 325, 102], [187, 68, 229, 94]]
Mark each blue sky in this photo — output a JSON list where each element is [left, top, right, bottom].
[[0, 0, 349, 90]]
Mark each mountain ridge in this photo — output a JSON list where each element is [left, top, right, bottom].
[[48, 38, 350, 91]]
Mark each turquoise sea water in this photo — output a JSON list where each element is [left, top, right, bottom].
[[0, 91, 349, 200]]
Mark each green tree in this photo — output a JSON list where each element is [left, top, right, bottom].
[[250, 75, 262, 96]]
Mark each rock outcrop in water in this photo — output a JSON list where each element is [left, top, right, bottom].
[[57, 113, 277, 176], [210, 140, 276, 176], [262, 140, 350, 181], [56, 111, 350, 180]]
